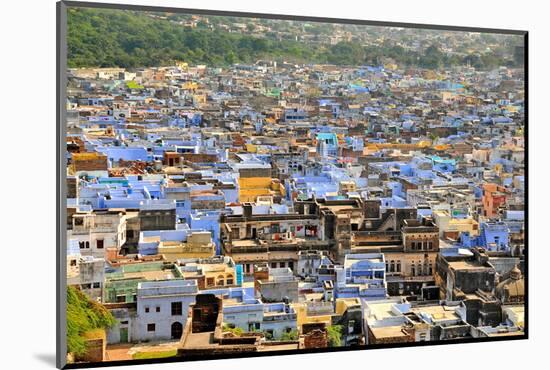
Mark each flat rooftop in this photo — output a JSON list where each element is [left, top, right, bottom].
[[122, 269, 178, 281], [370, 326, 409, 339], [448, 260, 491, 271]]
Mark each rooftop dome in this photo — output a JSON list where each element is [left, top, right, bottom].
[[496, 264, 524, 303]]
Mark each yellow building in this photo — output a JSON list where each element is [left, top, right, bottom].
[[339, 180, 357, 194], [238, 177, 284, 203], [177, 256, 238, 289], [158, 232, 215, 262], [335, 297, 361, 316], [192, 93, 206, 105], [182, 81, 198, 91], [433, 210, 479, 239], [292, 302, 333, 332], [176, 61, 189, 71]]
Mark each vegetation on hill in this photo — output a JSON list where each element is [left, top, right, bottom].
[[66, 286, 116, 356], [67, 7, 519, 70]]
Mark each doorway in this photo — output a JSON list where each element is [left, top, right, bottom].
[[171, 322, 183, 339], [119, 327, 128, 343]]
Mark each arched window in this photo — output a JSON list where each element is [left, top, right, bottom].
[[390, 261, 395, 273], [226, 274, 234, 285], [216, 275, 225, 286]]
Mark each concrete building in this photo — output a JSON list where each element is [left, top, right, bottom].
[[135, 280, 199, 341]]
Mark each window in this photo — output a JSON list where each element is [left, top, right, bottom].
[[147, 323, 156, 332], [145, 307, 150, 313], [226, 274, 234, 285], [92, 282, 101, 289], [390, 260, 395, 273], [156, 306, 160, 313], [279, 262, 286, 268], [428, 241, 433, 250], [396, 261, 401, 273], [206, 277, 215, 286], [96, 239, 104, 249], [288, 261, 294, 270], [411, 265, 416, 276], [70, 259, 77, 266], [216, 275, 225, 286], [271, 262, 277, 268], [116, 295, 126, 303], [79, 241, 85, 249], [411, 242, 416, 250], [75, 218, 84, 226], [172, 301, 183, 316], [85, 241, 90, 249]]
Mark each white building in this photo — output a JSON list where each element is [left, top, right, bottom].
[[135, 280, 198, 341]]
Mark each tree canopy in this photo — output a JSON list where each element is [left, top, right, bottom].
[[66, 286, 116, 356], [67, 7, 518, 70]]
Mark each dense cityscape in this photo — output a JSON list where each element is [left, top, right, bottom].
[[65, 8, 525, 364]]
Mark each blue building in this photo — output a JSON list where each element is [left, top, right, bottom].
[[316, 133, 339, 157], [335, 253, 387, 300], [461, 221, 510, 252]]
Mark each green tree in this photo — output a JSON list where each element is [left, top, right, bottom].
[[222, 323, 244, 336], [66, 286, 116, 356], [326, 325, 343, 347], [280, 329, 299, 341]]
